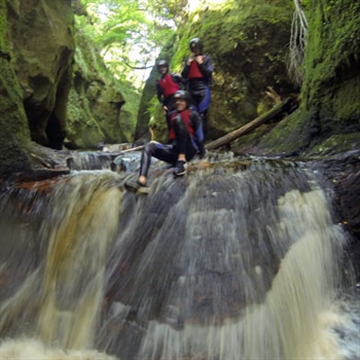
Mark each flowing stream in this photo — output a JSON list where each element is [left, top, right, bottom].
[[0, 154, 359, 360]]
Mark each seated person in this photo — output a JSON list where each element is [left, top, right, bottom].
[[126, 90, 205, 191]]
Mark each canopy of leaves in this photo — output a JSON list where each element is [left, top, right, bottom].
[[76, 0, 185, 87]]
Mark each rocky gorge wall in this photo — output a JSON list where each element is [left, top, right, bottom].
[[139, 0, 359, 157], [136, 0, 360, 269], [139, 0, 297, 143], [66, 20, 127, 150], [1, 0, 138, 156], [0, 0, 33, 178], [6, 0, 75, 150], [242, 0, 360, 157], [0, 0, 359, 270]]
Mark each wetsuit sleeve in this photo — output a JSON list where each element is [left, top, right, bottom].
[[198, 55, 213, 80], [166, 111, 172, 129], [156, 81, 164, 105], [190, 111, 205, 156], [181, 60, 190, 79]]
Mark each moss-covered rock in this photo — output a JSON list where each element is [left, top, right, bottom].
[[65, 84, 106, 149], [144, 0, 296, 143], [0, 0, 32, 179], [300, 0, 360, 150], [6, 0, 75, 149], [65, 16, 139, 149], [253, 0, 360, 156]]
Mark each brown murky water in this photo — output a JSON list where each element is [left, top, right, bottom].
[[0, 158, 359, 359]]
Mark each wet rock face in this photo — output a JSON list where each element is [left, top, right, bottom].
[[6, 0, 75, 149], [311, 150, 360, 280], [66, 75, 128, 150], [333, 159, 360, 280], [335, 163, 360, 239], [145, 1, 297, 143], [315, 151, 360, 242]]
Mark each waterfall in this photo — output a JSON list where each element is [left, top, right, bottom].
[[0, 157, 359, 360]]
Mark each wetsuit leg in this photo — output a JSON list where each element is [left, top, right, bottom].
[[139, 141, 178, 177], [189, 83, 211, 140], [199, 109, 208, 140], [173, 116, 197, 161], [196, 86, 210, 140]]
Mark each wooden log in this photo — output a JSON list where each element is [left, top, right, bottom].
[[109, 145, 146, 159], [116, 145, 145, 154], [206, 97, 298, 151], [265, 86, 281, 104]]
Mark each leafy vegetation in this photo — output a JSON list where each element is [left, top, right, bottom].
[[75, 0, 184, 87]]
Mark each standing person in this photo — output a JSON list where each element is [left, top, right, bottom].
[[125, 90, 205, 192], [181, 38, 213, 140], [156, 59, 186, 114]]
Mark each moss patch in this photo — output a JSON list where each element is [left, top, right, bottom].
[[66, 17, 140, 149], [251, 0, 360, 156], [300, 0, 360, 125], [173, 1, 295, 141], [306, 133, 360, 157]]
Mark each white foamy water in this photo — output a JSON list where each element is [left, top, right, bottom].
[[0, 160, 359, 359], [0, 338, 117, 360]]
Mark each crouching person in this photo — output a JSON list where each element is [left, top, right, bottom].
[[126, 90, 205, 192]]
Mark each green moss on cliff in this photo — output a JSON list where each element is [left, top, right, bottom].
[[301, 0, 360, 121], [172, 1, 294, 70], [160, 0, 295, 142], [0, 0, 31, 178], [0, 0, 7, 51], [307, 133, 360, 156], [66, 87, 105, 149], [0, 0, 29, 142], [67, 15, 139, 148], [251, 110, 312, 155], [254, 0, 360, 156]]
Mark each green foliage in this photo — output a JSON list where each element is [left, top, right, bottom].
[[146, 95, 160, 119], [148, 96, 167, 142], [74, 16, 106, 81], [301, 0, 360, 111], [93, 2, 149, 48], [76, 0, 178, 87]]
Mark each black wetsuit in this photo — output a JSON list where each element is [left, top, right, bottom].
[[156, 73, 185, 113], [181, 55, 213, 139], [139, 109, 205, 178]]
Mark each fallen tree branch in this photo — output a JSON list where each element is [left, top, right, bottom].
[[206, 97, 298, 151], [109, 145, 146, 159], [265, 86, 282, 104]]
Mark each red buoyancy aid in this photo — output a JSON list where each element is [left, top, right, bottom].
[[158, 74, 181, 98], [168, 109, 194, 141], [188, 57, 205, 79]]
